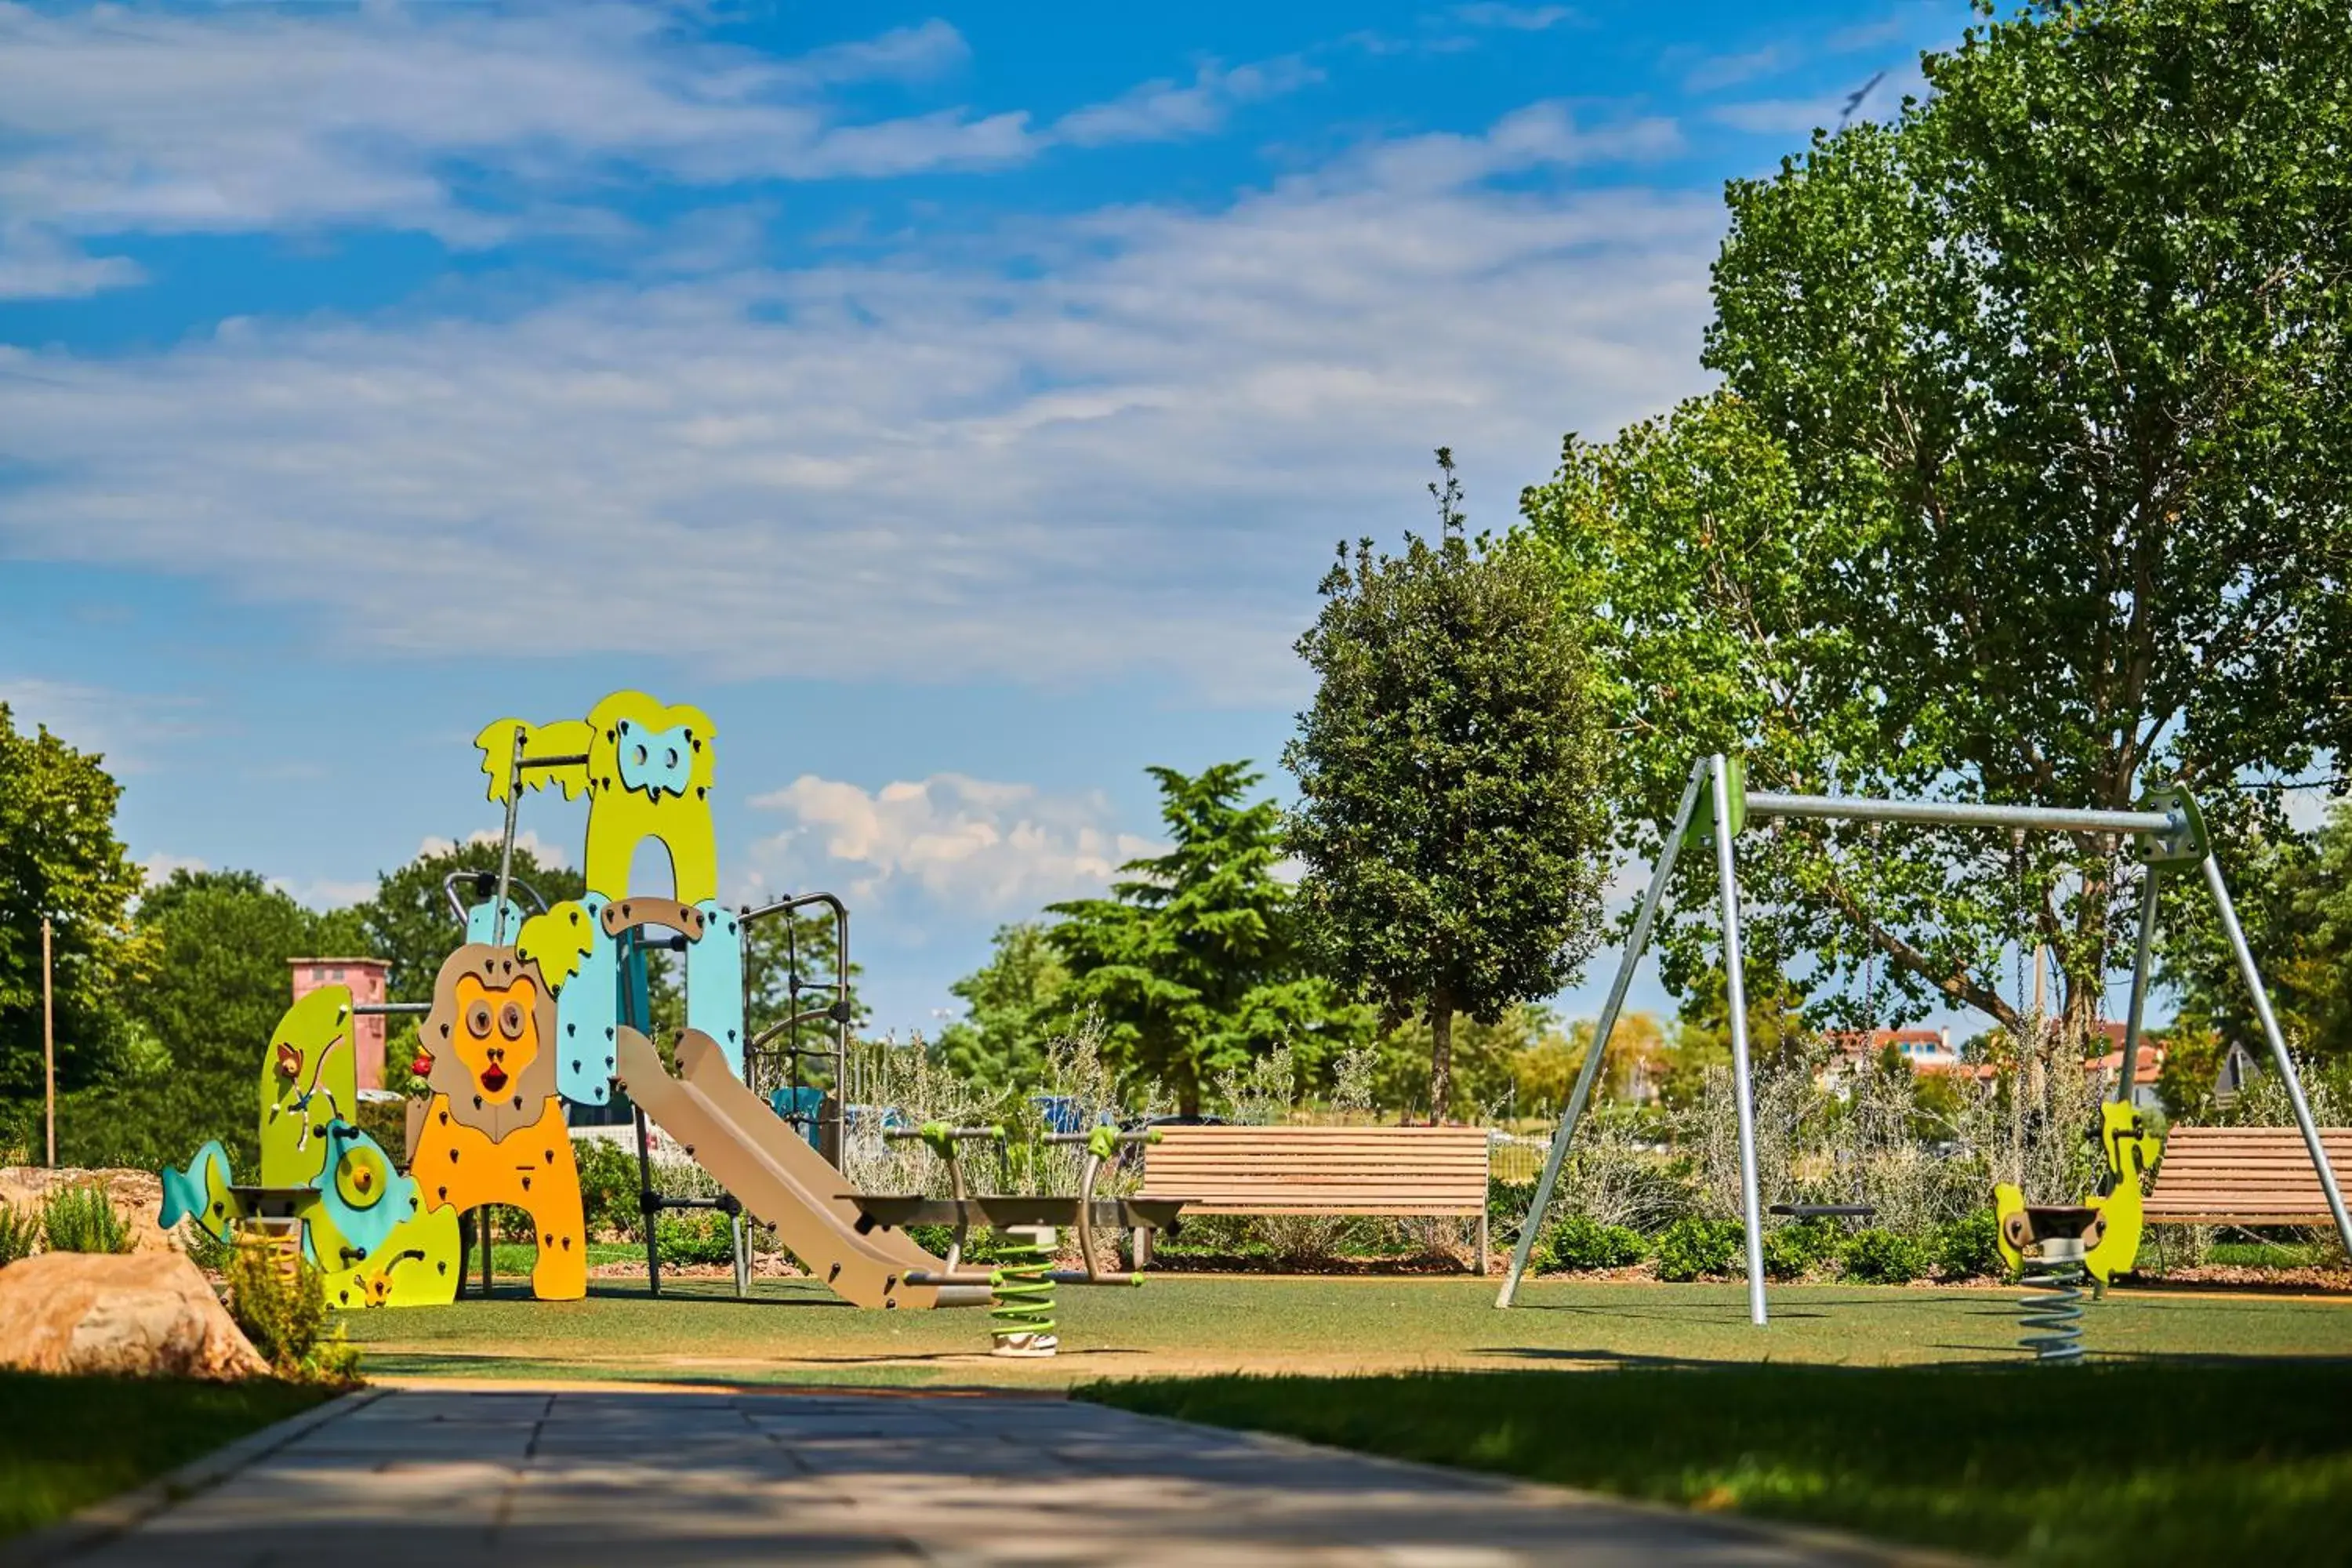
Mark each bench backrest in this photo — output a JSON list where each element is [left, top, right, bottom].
[[2146, 1126, 2352, 1225], [1143, 1125, 1490, 1216]]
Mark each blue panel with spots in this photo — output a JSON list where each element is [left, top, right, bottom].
[[613, 717, 693, 800], [313, 1120, 418, 1264], [557, 892, 620, 1106], [464, 897, 530, 946], [687, 900, 746, 1080]]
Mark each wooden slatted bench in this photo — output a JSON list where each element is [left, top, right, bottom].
[[2144, 1126, 2352, 1227], [1138, 1125, 1493, 1273]]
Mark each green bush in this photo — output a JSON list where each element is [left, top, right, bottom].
[[183, 1224, 234, 1273], [574, 1136, 642, 1239], [226, 1240, 359, 1383], [1840, 1228, 1928, 1285], [1933, 1211, 2005, 1281], [1652, 1217, 1743, 1282], [1539, 1214, 1646, 1272], [41, 1183, 130, 1254], [0, 1200, 38, 1266], [655, 1208, 737, 1266], [1762, 1218, 1840, 1281]]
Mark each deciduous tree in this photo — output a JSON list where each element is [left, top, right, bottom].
[[1525, 0, 2352, 1048], [0, 706, 142, 1142], [1288, 451, 1612, 1119]]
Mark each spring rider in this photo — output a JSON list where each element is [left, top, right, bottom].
[[1994, 1101, 2161, 1361]]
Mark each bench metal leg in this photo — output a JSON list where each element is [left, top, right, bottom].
[[1132, 1226, 1152, 1270]]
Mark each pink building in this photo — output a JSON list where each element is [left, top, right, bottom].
[[289, 957, 391, 1091]]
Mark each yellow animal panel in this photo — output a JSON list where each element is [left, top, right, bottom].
[[259, 987, 357, 1191], [517, 902, 596, 993], [324, 1204, 462, 1309], [474, 717, 594, 804], [412, 1094, 586, 1301], [579, 691, 719, 904]]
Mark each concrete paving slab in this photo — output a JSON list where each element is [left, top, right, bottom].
[[35, 1384, 1965, 1567]]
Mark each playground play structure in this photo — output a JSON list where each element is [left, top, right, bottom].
[[162, 690, 1187, 1348], [1496, 754, 2352, 1347]]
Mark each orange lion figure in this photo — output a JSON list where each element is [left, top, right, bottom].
[[409, 944, 587, 1301]]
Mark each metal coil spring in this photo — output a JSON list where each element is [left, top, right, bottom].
[[989, 1231, 1057, 1351], [2017, 1260, 2086, 1363]]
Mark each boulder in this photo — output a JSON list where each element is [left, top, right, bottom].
[[0, 1250, 269, 1379], [0, 1167, 177, 1254]]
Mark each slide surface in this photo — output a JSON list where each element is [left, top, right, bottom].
[[612, 1025, 983, 1309]]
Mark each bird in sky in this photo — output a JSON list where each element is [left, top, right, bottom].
[[1840, 69, 1888, 123]]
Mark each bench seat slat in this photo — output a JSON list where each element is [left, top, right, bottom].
[[2142, 1127, 2352, 1227]]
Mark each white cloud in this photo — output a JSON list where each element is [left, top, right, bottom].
[[0, 5, 1320, 297], [415, 829, 576, 870], [1684, 45, 1792, 94], [1055, 57, 1319, 147], [272, 875, 379, 913], [140, 851, 209, 887], [746, 773, 1160, 914], [1450, 5, 1579, 31], [0, 103, 1716, 695], [0, 676, 201, 772]]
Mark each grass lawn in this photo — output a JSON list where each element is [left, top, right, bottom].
[[339, 1271, 2352, 1388], [1080, 1363, 2352, 1567], [0, 1372, 328, 1540]]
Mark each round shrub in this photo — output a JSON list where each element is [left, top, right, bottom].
[[1933, 1210, 2005, 1280], [1761, 1218, 1840, 1281], [1839, 1227, 1928, 1284], [572, 1136, 643, 1239], [1538, 1214, 1646, 1273], [1652, 1217, 1743, 1282], [655, 1209, 738, 1266]]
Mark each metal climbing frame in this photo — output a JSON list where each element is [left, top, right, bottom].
[[1494, 754, 2352, 1322]]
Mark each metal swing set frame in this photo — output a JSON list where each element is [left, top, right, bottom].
[[1495, 753, 2352, 1321]]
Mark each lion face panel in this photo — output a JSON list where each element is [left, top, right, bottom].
[[420, 944, 559, 1141]]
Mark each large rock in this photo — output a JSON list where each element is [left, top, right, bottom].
[[0, 1167, 176, 1254], [0, 1250, 269, 1379]]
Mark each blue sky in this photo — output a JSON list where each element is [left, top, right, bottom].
[[0, 0, 1978, 1040]]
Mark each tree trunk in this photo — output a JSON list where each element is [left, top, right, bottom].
[[1428, 1006, 1454, 1126]]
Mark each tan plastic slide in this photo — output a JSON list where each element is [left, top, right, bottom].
[[612, 1025, 986, 1309]]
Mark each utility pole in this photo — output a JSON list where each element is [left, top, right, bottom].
[[42, 917, 56, 1167]]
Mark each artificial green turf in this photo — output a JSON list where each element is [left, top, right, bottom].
[[340, 1272, 2352, 1391], [0, 1372, 328, 1540], [1081, 1363, 2352, 1566]]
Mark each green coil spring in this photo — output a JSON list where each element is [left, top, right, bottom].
[[2017, 1258, 2086, 1363], [989, 1229, 1058, 1355]]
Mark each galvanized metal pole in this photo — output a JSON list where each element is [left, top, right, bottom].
[[2201, 855, 2352, 1258], [492, 727, 525, 946], [1711, 756, 1769, 1326], [1745, 793, 2176, 836], [41, 917, 55, 1169], [1497, 760, 1708, 1308], [2114, 871, 2161, 1110]]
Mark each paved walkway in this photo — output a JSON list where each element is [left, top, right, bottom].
[[52, 1385, 1944, 1566]]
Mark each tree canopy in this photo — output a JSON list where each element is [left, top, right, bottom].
[[933, 922, 1069, 1090], [354, 839, 585, 1005], [0, 706, 142, 1142], [1523, 0, 2352, 1051], [1288, 452, 1613, 1118], [1047, 762, 1368, 1115], [76, 869, 340, 1171]]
